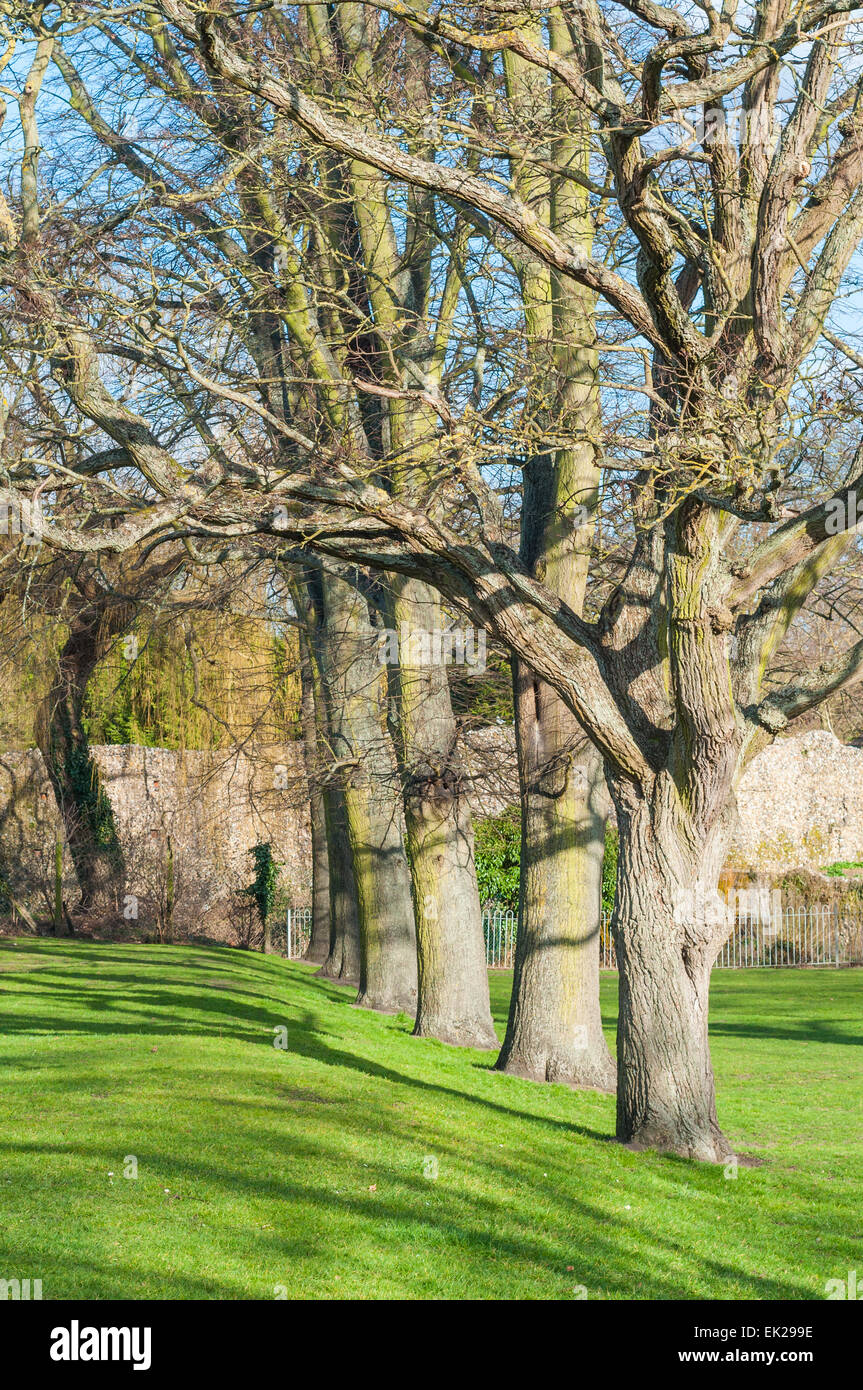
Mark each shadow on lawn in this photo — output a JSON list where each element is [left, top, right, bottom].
[[709, 1018, 863, 1047], [0, 941, 848, 1300], [0, 948, 613, 1143], [0, 938, 288, 981], [0, 1122, 818, 1301], [9, 940, 861, 1055]]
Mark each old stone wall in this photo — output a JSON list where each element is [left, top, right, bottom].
[[1, 728, 860, 927], [462, 727, 863, 874], [729, 730, 863, 873], [0, 743, 311, 932]]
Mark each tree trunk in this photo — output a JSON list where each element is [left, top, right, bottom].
[[494, 33, 612, 1086], [318, 568, 417, 1014], [498, 676, 615, 1087], [317, 781, 362, 984], [35, 609, 125, 917], [497, 390, 614, 1086], [298, 630, 331, 965], [388, 578, 497, 1048], [306, 784, 330, 962], [610, 773, 735, 1161]]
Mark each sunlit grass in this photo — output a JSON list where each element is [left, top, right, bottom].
[[0, 938, 859, 1299]]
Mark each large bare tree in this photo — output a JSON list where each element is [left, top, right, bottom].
[[4, 0, 863, 1157]]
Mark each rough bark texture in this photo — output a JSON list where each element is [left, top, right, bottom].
[[496, 356, 613, 1085], [610, 774, 735, 1162], [494, 39, 614, 1087], [597, 497, 743, 1161], [317, 568, 417, 1014], [388, 577, 497, 1048], [498, 691, 615, 1087], [304, 778, 331, 964], [290, 570, 363, 985]]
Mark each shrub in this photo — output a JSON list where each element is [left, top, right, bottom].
[[474, 810, 620, 919], [474, 806, 520, 911], [245, 842, 280, 931], [601, 825, 618, 916]]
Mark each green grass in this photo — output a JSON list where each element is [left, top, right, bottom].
[[0, 939, 860, 1300]]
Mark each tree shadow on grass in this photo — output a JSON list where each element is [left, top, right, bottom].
[[0, 944, 839, 1300], [0, 938, 294, 979], [1, 974, 613, 1144], [4, 941, 855, 1179], [709, 1018, 863, 1047], [0, 1130, 816, 1301]]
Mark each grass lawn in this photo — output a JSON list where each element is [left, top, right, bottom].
[[0, 938, 860, 1300]]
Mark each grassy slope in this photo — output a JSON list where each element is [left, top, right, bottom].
[[0, 938, 860, 1300]]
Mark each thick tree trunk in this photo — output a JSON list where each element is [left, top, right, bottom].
[[494, 40, 611, 1081], [497, 400, 614, 1086], [298, 631, 331, 965], [35, 611, 125, 917], [318, 569, 417, 1014], [317, 782, 362, 984], [610, 774, 735, 1161], [306, 785, 331, 963], [498, 673, 615, 1087], [389, 578, 497, 1048], [290, 572, 361, 983]]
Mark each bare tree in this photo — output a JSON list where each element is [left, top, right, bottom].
[[5, 1, 863, 1158]]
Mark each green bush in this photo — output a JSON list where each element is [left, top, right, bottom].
[[245, 842, 280, 930], [474, 809, 620, 917], [823, 860, 863, 878], [602, 825, 618, 916], [474, 806, 521, 910]]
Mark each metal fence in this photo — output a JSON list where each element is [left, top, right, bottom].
[[485, 902, 863, 970], [285, 907, 312, 959], [711, 902, 862, 969], [285, 902, 863, 969], [483, 909, 518, 969]]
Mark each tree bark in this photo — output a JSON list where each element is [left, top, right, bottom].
[[317, 568, 417, 1014], [317, 780, 362, 984], [498, 685, 615, 1087], [35, 604, 126, 917], [494, 33, 614, 1087], [609, 772, 735, 1162], [298, 629, 331, 965], [496, 425, 614, 1086], [306, 782, 331, 963], [289, 569, 363, 985], [388, 577, 497, 1048]]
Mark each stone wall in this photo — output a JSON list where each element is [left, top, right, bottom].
[[0, 743, 311, 932], [462, 727, 863, 874], [2, 728, 860, 927], [0, 750, 79, 917], [729, 730, 863, 873]]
